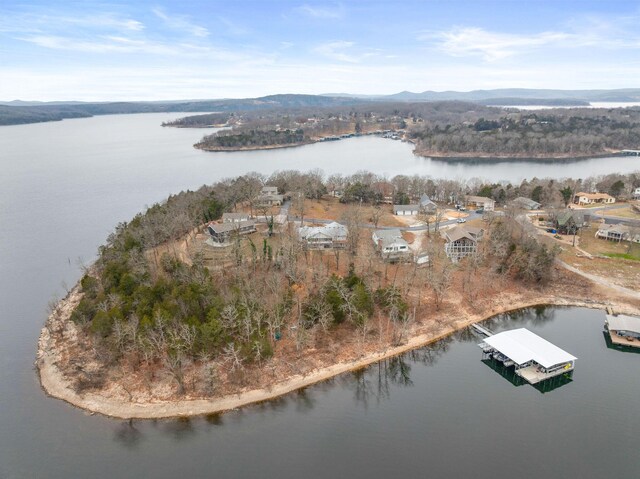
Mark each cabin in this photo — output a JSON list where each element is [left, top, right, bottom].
[[479, 328, 577, 385], [207, 220, 256, 243], [554, 210, 585, 234], [298, 221, 348, 249], [222, 212, 252, 223], [256, 186, 285, 206], [372, 229, 411, 261], [443, 225, 483, 262], [393, 204, 419, 216], [573, 192, 615, 205], [466, 195, 495, 211], [512, 197, 541, 210], [606, 314, 640, 348], [419, 194, 437, 214]]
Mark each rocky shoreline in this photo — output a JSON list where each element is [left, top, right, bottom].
[[35, 273, 640, 420]]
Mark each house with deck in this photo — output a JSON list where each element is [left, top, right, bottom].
[[372, 229, 411, 261], [595, 224, 640, 243], [443, 225, 484, 262], [466, 195, 495, 211], [207, 220, 256, 244], [298, 221, 348, 249], [573, 191, 615, 205]]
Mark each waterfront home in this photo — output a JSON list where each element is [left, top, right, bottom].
[[222, 212, 252, 223], [207, 220, 256, 243], [256, 186, 285, 206], [419, 194, 437, 214], [443, 225, 484, 262], [372, 229, 411, 261], [595, 224, 640, 243], [573, 191, 615, 205], [298, 221, 348, 249], [465, 195, 495, 211], [393, 204, 419, 216], [512, 197, 542, 210]]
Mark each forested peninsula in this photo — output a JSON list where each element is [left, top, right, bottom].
[[171, 101, 640, 159], [37, 170, 640, 418]]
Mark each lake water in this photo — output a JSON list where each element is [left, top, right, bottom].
[[1, 113, 639, 478]]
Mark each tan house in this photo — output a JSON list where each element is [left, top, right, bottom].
[[573, 192, 615, 205], [466, 196, 495, 211]]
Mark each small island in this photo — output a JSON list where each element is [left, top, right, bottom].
[[37, 170, 640, 418]]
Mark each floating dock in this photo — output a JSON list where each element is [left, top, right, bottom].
[[478, 328, 577, 385], [605, 314, 640, 349]]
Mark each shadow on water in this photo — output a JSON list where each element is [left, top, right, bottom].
[[603, 331, 640, 354], [113, 420, 144, 448], [481, 358, 574, 393], [161, 416, 197, 441]]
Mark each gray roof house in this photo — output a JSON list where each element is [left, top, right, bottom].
[[419, 194, 437, 214], [298, 221, 348, 249], [372, 229, 411, 261], [512, 197, 542, 210], [207, 220, 256, 243], [256, 185, 285, 206], [596, 224, 640, 243]]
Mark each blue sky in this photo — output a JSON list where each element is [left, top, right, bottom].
[[1, 0, 640, 100]]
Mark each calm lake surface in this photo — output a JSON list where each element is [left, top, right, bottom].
[[1, 113, 639, 478]]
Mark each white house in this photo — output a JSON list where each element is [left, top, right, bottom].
[[633, 187, 640, 199], [573, 192, 615, 205], [372, 229, 411, 260], [466, 195, 495, 211]]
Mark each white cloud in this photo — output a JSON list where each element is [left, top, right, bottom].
[[296, 4, 345, 19], [152, 8, 209, 38], [313, 41, 359, 63], [426, 27, 571, 61]]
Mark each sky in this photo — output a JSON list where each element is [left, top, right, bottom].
[[1, 0, 640, 101]]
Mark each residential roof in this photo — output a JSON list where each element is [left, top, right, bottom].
[[444, 225, 483, 243], [556, 210, 584, 226], [466, 195, 495, 204], [393, 204, 419, 213], [222, 212, 251, 220], [575, 192, 614, 200], [483, 328, 577, 368], [373, 228, 402, 242], [420, 194, 436, 207], [208, 220, 255, 234], [597, 224, 630, 235], [381, 237, 409, 249], [513, 197, 541, 209], [607, 314, 640, 334], [298, 221, 348, 240]]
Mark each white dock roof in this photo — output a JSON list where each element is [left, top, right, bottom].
[[483, 328, 577, 368], [607, 315, 640, 334]]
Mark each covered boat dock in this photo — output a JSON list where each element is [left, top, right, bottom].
[[479, 328, 577, 385], [606, 314, 640, 349]]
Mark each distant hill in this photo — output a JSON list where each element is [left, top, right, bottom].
[[0, 94, 365, 126], [380, 88, 640, 103]]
